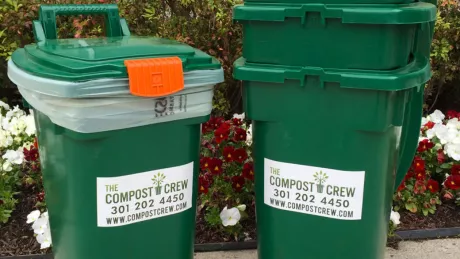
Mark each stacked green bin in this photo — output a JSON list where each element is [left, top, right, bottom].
[[233, 0, 437, 259], [8, 4, 223, 259]]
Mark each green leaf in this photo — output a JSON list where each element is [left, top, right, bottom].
[[441, 163, 452, 169], [422, 209, 429, 216]]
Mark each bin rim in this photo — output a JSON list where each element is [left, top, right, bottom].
[[233, 2, 437, 25], [233, 56, 432, 91]]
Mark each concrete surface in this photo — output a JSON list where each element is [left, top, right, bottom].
[[194, 239, 460, 259]]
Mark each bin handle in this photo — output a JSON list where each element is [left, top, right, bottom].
[[32, 4, 130, 42], [395, 86, 424, 192]]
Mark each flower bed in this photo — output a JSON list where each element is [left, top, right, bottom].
[[1, 106, 460, 256]]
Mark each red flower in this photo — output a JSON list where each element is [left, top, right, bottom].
[[200, 157, 211, 171], [417, 139, 434, 153], [232, 118, 243, 126], [444, 175, 460, 190], [438, 149, 446, 164], [0, 199, 3, 205], [233, 148, 248, 163], [202, 122, 212, 134], [34, 138, 38, 149], [405, 171, 415, 181], [234, 127, 247, 142], [243, 162, 254, 180], [416, 170, 426, 181], [397, 182, 406, 192], [214, 123, 231, 144], [198, 176, 210, 194], [414, 180, 427, 194], [412, 157, 425, 173], [223, 146, 235, 162], [447, 110, 460, 119], [426, 179, 440, 193], [37, 192, 45, 202], [209, 158, 223, 175], [452, 165, 460, 176], [232, 176, 245, 192], [423, 121, 435, 130], [23, 146, 39, 162], [208, 117, 224, 129]]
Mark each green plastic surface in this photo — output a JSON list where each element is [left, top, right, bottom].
[[233, 2, 436, 69], [33, 4, 130, 42], [33, 110, 207, 259], [11, 36, 221, 81], [234, 57, 431, 91], [235, 58, 428, 259]]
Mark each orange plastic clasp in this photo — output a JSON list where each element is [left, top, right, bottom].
[[124, 57, 184, 97]]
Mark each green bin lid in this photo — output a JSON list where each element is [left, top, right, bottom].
[[11, 36, 221, 82], [233, 57, 431, 91], [233, 2, 437, 24]]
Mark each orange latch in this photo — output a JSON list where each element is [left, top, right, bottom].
[[124, 57, 184, 97]]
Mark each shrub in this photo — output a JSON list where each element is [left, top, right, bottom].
[[425, 0, 460, 113]]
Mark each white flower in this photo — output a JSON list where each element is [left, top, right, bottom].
[[246, 124, 253, 146], [37, 227, 52, 249], [431, 124, 455, 144], [2, 149, 24, 165], [25, 114, 36, 136], [26, 210, 41, 224], [0, 101, 10, 111], [7, 116, 27, 136], [0, 130, 13, 148], [390, 210, 401, 226], [447, 118, 460, 130], [427, 110, 445, 124], [4, 107, 25, 123], [220, 206, 241, 227], [32, 216, 49, 235], [233, 113, 245, 120], [445, 143, 460, 161], [2, 161, 13, 172], [426, 127, 436, 139], [237, 204, 247, 212]]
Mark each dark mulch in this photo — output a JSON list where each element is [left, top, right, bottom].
[[398, 201, 460, 231], [0, 190, 50, 257]]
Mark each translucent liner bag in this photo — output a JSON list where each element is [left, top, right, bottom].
[[8, 60, 224, 133]]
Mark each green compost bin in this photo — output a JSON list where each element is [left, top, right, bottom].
[[233, 55, 431, 259], [233, 2, 437, 69], [7, 4, 223, 259]]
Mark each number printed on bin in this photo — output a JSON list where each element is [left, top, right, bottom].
[[96, 162, 194, 227], [264, 158, 365, 220]]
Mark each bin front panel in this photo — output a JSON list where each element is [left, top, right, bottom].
[[243, 79, 416, 259], [34, 111, 208, 259]]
